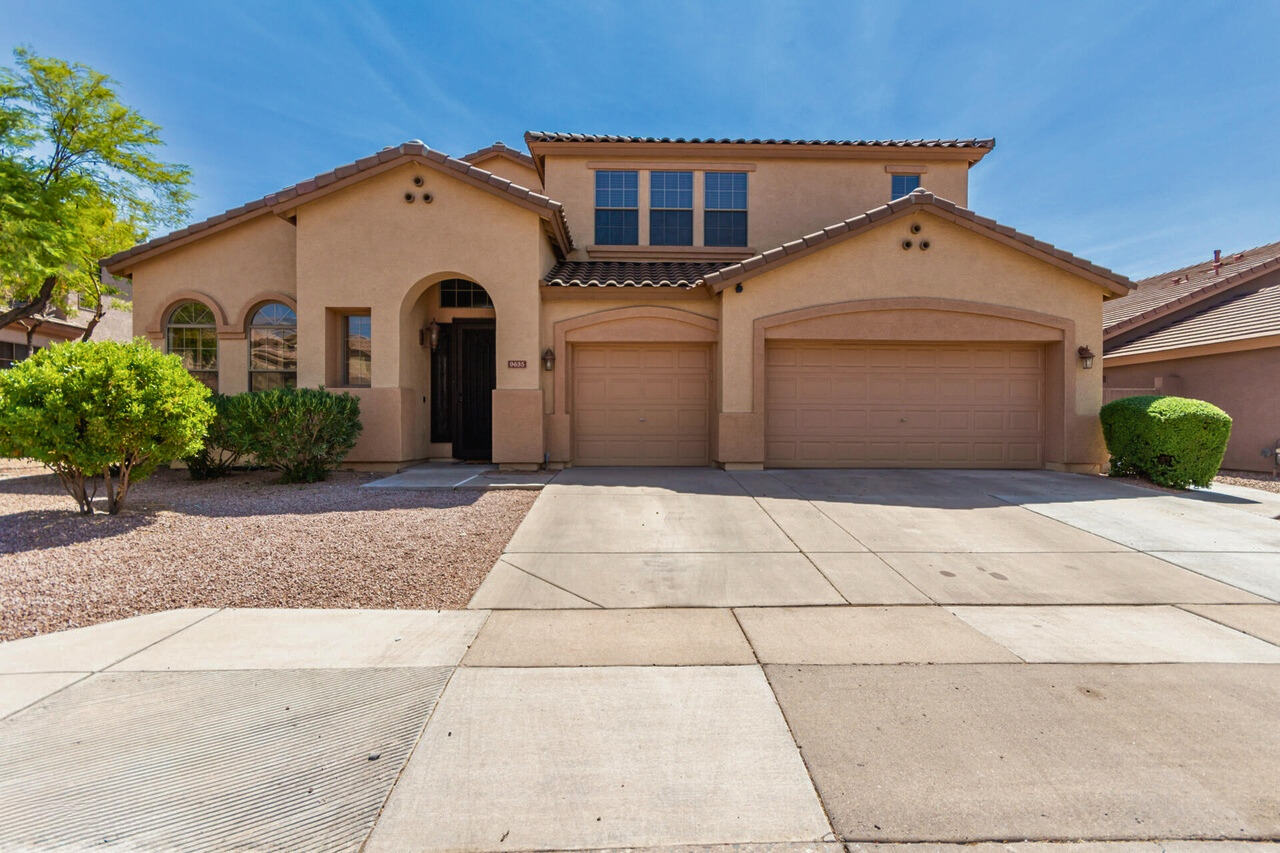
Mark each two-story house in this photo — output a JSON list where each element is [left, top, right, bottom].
[[102, 133, 1132, 471]]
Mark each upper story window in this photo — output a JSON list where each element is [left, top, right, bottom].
[[649, 171, 693, 246], [704, 172, 748, 247], [594, 170, 638, 245], [342, 313, 371, 387], [891, 173, 921, 199], [439, 278, 494, 309], [167, 301, 218, 392], [248, 302, 297, 391]]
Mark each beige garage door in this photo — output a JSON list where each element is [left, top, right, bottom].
[[573, 343, 712, 466], [766, 341, 1045, 468]]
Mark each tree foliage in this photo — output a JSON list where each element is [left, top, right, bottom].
[[0, 47, 192, 331], [0, 339, 215, 514]]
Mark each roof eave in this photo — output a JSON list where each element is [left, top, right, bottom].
[[1103, 256, 1280, 340]]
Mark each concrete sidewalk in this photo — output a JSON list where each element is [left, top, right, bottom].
[[2, 468, 1279, 851]]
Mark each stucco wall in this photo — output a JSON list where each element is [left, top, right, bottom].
[[129, 214, 298, 395], [543, 154, 971, 255], [1104, 347, 1280, 473], [292, 162, 549, 463], [717, 209, 1108, 469]]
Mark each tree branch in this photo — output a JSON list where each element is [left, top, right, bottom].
[[0, 274, 58, 329]]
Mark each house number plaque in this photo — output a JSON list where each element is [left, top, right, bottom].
[[507, 360, 527, 368]]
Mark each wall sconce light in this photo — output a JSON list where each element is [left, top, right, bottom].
[[422, 320, 440, 351], [542, 348, 556, 371], [1078, 345, 1096, 369]]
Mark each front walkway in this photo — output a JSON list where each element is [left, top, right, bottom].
[[1, 469, 1278, 851]]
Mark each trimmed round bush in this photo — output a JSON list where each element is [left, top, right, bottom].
[[1100, 395, 1232, 489], [0, 339, 215, 513], [185, 392, 256, 480], [239, 387, 362, 483]]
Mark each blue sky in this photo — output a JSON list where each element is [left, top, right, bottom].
[[5, 0, 1277, 278]]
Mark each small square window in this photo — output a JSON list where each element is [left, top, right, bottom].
[[891, 174, 921, 199], [342, 314, 371, 387]]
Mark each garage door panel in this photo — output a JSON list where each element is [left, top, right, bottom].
[[574, 343, 712, 466], [766, 341, 1045, 468]]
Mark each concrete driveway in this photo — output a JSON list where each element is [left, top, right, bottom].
[[2, 468, 1279, 851]]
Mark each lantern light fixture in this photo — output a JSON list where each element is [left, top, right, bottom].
[[423, 320, 440, 351], [1077, 345, 1096, 369], [542, 348, 556, 371]]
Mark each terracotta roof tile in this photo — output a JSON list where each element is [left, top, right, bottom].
[[700, 189, 1132, 295], [1103, 240, 1280, 335], [460, 141, 536, 169], [525, 132, 995, 149], [1107, 279, 1280, 357], [103, 141, 573, 270], [542, 261, 729, 288]]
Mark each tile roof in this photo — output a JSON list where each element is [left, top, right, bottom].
[[1107, 279, 1280, 357], [103, 141, 572, 271], [1103, 240, 1280, 335], [543, 261, 728, 288], [525, 132, 995, 149], [460, 141, 536, 169], [701, 189, 1132, 296]]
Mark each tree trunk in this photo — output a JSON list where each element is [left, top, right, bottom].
[[23, 319, 43, 349], [0, 275, 59, 330], [54, 466, 94, 514], [80, 276, 106, 341]]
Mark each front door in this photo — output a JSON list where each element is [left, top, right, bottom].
[[451, 320, 496, 460]]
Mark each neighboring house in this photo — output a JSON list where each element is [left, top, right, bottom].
[[1103, 243, 1280, 473], [0, 277, 134, 368], [102, 133, 1132, 471]]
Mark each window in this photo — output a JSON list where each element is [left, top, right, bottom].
[[594, 170, 638, 245], [342, 314, 371, 387], [0, 341, 31, 369], [704, 172, 748, 247], [248, 302, 297, 391], [439, 278, 493, 309], [649, 171, 693, 246], [891, 173, 921, 198], [166, 301, 218, 391]]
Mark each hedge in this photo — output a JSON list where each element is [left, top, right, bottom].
[[1100, 395, 1232, 489]]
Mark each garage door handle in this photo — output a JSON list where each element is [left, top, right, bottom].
[[639, 418, 647, 422]]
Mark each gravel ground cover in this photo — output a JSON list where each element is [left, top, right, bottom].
[[0, 459, 535, 642], [1214, 469, 1280, 494]]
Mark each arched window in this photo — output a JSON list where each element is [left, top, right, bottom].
[[166, 302, 218, 391], [248, 302, 298, 391]]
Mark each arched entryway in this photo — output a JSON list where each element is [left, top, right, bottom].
[[403, 276, 497, 461]]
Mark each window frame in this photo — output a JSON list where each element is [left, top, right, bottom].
[[703, 171, 748, 247], [340, 312, 372, 388], [166, 301, 219, 392], [649, 170, 693, 246], [247, 302, 298, 392], [891, 173, 921, 199], [593, 170, 639, 245], [439, 279, 494, 309], [0, 341, 31, 369]]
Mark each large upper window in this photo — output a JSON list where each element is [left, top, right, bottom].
[[594, 170, 638, 245], [649, 171, 693, 246], [0, 342, 31, 369], [342, 313, 371, 387], [704, 172, 748, 247], [248, 302, 297, 391], [167, 301, 218, 391], [891, 173, 921, 198], [439, 278, 493, 309]]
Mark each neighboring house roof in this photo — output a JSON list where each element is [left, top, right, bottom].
[[102, 141, 574, 272], [460, 141, 537, 170], [701, 189, 1133, 297], [1107, 279, 1280, 358], [543, 261, 728, 288], [525, 132, 995, 150], [1103, 239, 1280, 337]]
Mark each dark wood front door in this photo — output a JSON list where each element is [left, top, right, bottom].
[[451, 320, 496, 460]]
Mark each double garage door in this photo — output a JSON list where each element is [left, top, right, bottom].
[[570, 341, 1045, 468], [765, 341, 1045, 468]]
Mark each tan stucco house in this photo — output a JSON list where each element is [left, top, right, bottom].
[[102, 132, 1132, 471], [1104, 242, 1280, 473]]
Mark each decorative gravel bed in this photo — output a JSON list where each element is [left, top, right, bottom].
[[1214, 470, 1280, 494], [0, 459, 536, 642]]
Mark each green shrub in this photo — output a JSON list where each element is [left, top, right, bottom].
[[185, 393, 255, 480], [239, 387, 362, 483], [0, 339, 214, 514], [1100, 395, 1232, 489]]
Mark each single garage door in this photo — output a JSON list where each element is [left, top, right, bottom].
[[573, 343, 712, 466], [765, 341, 1045, 468]]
